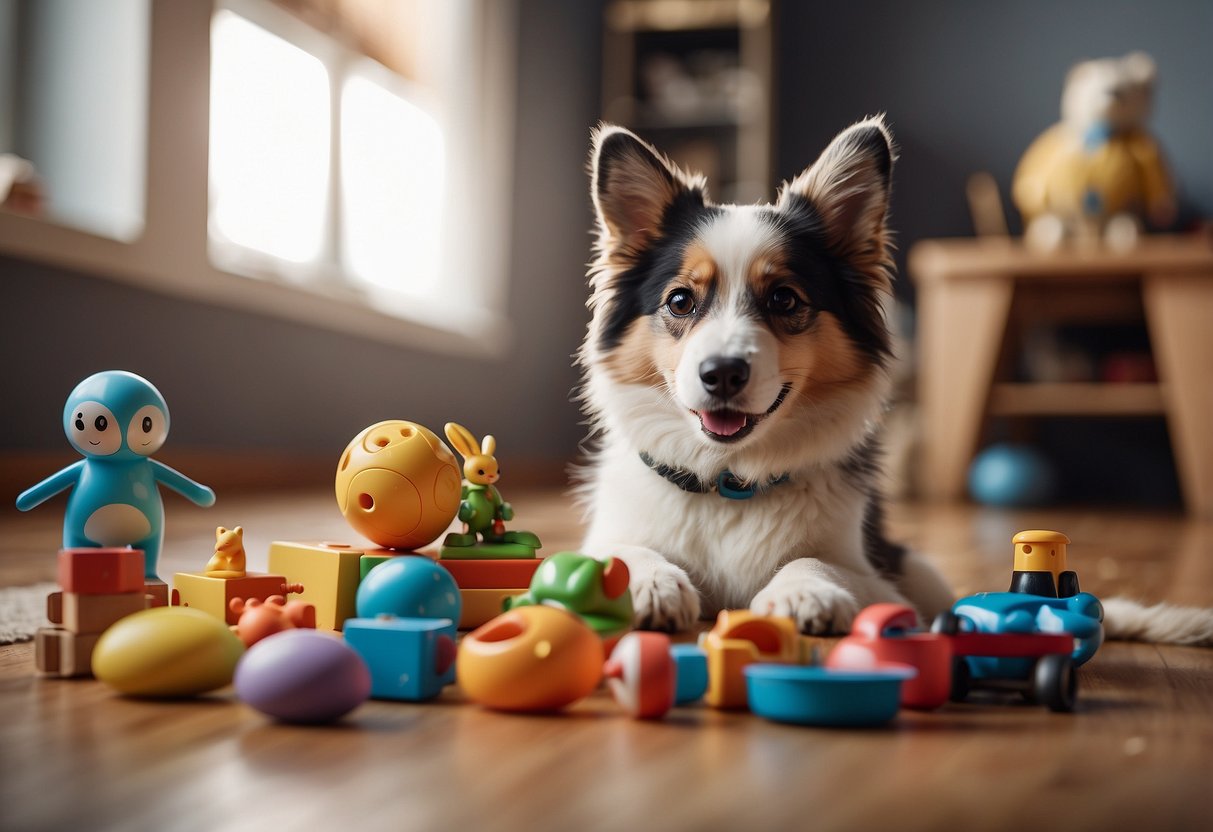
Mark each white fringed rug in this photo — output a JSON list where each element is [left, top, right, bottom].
[[0, 583, 55, 645]]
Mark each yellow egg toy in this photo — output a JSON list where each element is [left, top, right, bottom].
[[335, 420, 462, 550], [93, 607, 245, 697], [457, 605, 605, 712]]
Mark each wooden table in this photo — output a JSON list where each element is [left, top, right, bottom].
[[910, 234, 1213, 517]]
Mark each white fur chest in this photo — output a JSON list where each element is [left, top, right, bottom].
[[582, 445, 868, 611]]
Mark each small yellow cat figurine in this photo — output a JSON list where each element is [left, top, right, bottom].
[[205, 525, 246, 578]]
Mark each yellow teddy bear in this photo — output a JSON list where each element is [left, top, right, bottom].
[[1012, 52, 1175, 251]]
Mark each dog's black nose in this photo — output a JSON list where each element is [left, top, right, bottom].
[[699, 356, 750, 399]]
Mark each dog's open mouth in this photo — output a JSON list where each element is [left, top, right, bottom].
[[693, 383, 792, 444]]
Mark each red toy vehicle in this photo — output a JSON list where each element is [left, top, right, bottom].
[[827, 603, 1078, 712]]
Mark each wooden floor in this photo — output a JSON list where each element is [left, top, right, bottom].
[[1, 488, 1211, 832]]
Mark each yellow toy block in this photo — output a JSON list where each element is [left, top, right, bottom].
[[458, 587, 524, 630], [268, 541, 365, 631], [702, 610, 806, 710], [171, 572, 297, 626]]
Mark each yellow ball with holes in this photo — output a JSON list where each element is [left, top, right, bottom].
[[335, 420, 461, 550]]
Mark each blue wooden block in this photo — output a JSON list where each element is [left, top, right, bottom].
[[343, 616, 457, 701]]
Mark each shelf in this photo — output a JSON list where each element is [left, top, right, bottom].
[[988, 383, 1166, 416], [606, 0, 769, 33]]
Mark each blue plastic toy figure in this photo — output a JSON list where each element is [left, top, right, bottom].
[[15, 371, 215, 578]]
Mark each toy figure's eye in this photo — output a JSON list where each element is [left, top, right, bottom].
[[66, 401, 120, 456], [666, 289, 696, 318], [127, 405, 168, 456], [478, 469, 485, 476]]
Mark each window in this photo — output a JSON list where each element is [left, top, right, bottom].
[[209, 10, 331, 265], [0, 0, 515, 353], [0, 0, 149, 241], [208, 0, 461, 319]]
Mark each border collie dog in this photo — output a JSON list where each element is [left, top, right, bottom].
[[575, 117, 955, 634]]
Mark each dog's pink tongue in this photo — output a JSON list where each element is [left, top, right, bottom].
[[700, 410, 747, 436]]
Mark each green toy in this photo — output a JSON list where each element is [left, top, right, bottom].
[[505, 552, 633, 641], [440, 422, 541, 560]]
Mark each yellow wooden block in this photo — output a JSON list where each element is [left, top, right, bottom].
[[458, 588, 523, 630], [267, 541, 365, 631], [171, 572, 295, 625]]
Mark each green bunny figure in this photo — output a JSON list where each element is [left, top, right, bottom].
[[441, 422, 541, 558]]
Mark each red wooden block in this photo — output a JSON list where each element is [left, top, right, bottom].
[[438, 558, 543, 589], [144, 580, 169, 608], [57, 548, 145, 594]]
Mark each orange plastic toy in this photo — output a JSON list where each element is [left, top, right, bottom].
[[457, 605, 604, 712], [826, 603, 952, 710], [334, 420, 462, 551], [229, 595, 318, 647]]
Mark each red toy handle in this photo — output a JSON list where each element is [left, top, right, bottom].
[[852, 603, 920, 640]]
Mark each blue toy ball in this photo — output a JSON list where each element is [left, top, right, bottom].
[[968, 443, 1056, 507], [356, 557, 461, 622]]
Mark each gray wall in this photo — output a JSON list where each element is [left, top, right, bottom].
[[1, 0, 603, 469], [775, 0, 1213, 297]]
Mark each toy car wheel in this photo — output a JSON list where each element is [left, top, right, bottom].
[[949, 657, 971, 702], [1034, 653, 1077, 713], [931, 611, 961, 635]]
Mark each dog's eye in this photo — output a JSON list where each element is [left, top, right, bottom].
[[768, 287, 801, 315], [666, 290, 696, 318]]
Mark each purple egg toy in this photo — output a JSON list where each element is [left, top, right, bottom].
[[235, 629, 371, 724]]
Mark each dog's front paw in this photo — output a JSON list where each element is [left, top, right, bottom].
[[751, 574, 860, 635], [629, 559, 701, 633]]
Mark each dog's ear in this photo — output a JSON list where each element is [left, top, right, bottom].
[[779, 116, 896, 290], [590, 124, 706, 262]]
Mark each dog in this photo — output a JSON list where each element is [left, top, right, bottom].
[[574, 116, 955, 634], [573, 116, 1213, 647]]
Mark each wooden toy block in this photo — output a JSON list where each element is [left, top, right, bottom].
[[35, 627, 100, 677], [144, 579, 168, 608], [57, 548, 145, 594], [61, 591, 148, 634], [171, 572, 298, 626], [268, 541, 365, 631], [459, 588, 524, 630], [47, 591, 62, 625], [438, 558, 543, 589], [343, 617, 457, 701]]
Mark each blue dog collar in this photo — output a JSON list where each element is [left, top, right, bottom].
[[639, 452, 790, 500]]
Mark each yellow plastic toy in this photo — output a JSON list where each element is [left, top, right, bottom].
[[335, 420, 462, 551], [1010, 529, 1080, 598], [205, 525, 246, 578], [702, 610, 809, 710], [1012, 52, 1175, 251], [92, 606, 245, 697]]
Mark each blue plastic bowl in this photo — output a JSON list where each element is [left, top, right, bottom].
[[744, 664, 915, 727]]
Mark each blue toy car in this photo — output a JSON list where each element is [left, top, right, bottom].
[[934, 591, 1104, 712]]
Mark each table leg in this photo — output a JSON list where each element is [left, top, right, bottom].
[[1143, 273, 1213, 518], [916, 276, 1014, 501]]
